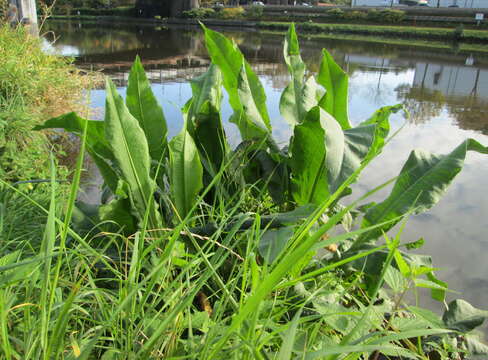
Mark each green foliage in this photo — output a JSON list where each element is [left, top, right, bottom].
[[261, 21, 488, 42], [14, 24, 488, 359], [356, 139, 488, 248], [367, 9, 406, 23], [203, 26, 271, 141], [218, 6, 245, 20], [327, 7, 345, 19], [182, 7, 215, 19], [126, 56, 167, 162], [245, 4, 264, 19], [280, 24, 316, 127], [0, 25, 92, 243], [0, 25, 90, 182], [104, 78, 162, 230], [454, 23, 464, 40], [344, 10, 367, 21], [169, 129, 203, 218]]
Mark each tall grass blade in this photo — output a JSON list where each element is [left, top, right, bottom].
[[39, 154, 57, 357]]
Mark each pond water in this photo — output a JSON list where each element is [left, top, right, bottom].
[[44, 20, 488, 314]]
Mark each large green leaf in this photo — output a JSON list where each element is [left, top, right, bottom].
[[317, 49, 351, 130], [104, 78, 161, 228], [323, 118, 376, 194], [279, 24, 317, 126], [203, 26, 271, 141], [184, 64, 228, 172], [442, 299, 488, 333], [186, 63, 223, 122], [34, 111, 105, 144], [236, 63, 272, 139], [126, 56, 167, 163], [356, 138, 488, 247], [35, 112, 118, 192], [169, 129, 203, 218], [290, 106, 329, 205]]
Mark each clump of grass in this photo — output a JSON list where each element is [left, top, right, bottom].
[[0, 24, 94, 181], [0, 24, 97, 243], [0, 25, 91, 119]]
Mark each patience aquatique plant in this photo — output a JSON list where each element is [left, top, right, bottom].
[[10, 23, 486, 358]]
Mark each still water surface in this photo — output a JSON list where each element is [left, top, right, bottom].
[[45, 21, 488, 313]]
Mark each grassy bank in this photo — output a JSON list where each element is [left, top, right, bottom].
[[0, 24, 94, 243], [259, 21, 488, 42], [1, 24, 487, 358], [261, 27, 488, 55]]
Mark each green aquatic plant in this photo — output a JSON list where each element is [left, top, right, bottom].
[[37, 24, 487, 246], [19, 23, 488, 358]]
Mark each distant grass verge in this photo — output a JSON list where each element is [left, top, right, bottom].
[[259, 21, 488, 42]]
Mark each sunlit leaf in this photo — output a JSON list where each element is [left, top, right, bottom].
[[280, 24, 317, 126], [317, 49, 350, 130], [169, 130, 203, 218], [104, 78, 161, 228], [126, 56, 167, 163]]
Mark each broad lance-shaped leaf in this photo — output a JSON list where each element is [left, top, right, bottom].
[[104, 78, 161, 229], [322, 115, 376, 194], [34, 112, 118, 192], [169, 130, 203, 218], [354, 138, 488, 248], [236, 64, 272, 139], [325, 104, 403, 193], [279, 24, 317, 126], [290, 106, 329, 205], [184, 64, 228, 172], [202, 26, 271, 141], [317, 49, 351, 130], [126, 56, 167, 163], [186, 64, 222, 122], [290, 106, 375, 204]]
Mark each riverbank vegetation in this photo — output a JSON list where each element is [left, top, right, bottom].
[[259, 21, 488, 42], [0, 23, 94, 243], [2, 23, 487, 358], [49, 13, 488, 43]]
